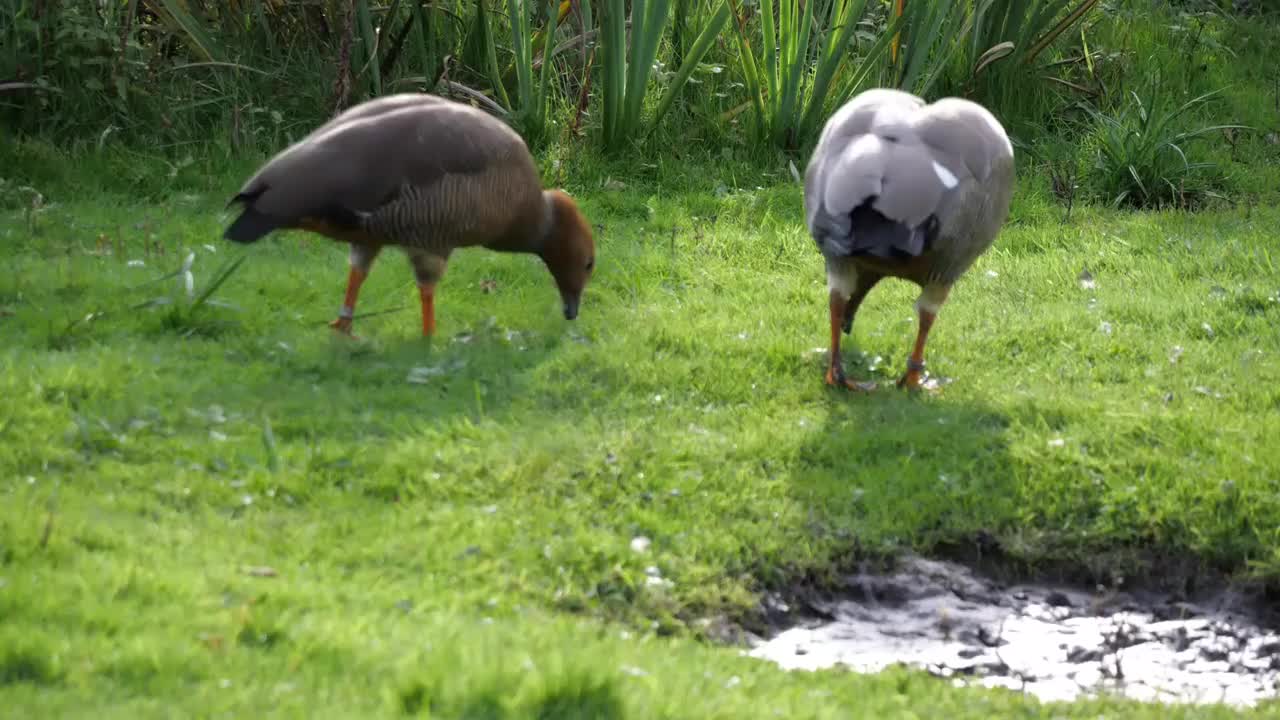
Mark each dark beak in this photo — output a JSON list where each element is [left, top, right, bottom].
[[562, 294, 580, 320]]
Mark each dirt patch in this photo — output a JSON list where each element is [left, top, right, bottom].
[[744, 553, 1280, 708]]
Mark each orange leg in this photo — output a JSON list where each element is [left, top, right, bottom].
[[898, 302, 943, 391], [824, 289, 874, 392], [329, 266, 368, 336], [418, 283, 436, 336], [406, 248, 448, 338], [329, 243, 381, 337]]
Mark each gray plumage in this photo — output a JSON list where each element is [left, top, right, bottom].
[[803, 88, 1016, 391], [804, 88, 1015, 287]]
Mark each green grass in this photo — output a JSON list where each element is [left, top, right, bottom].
[[3, 0, 1277, 713], [2, 143, 1279, 717]]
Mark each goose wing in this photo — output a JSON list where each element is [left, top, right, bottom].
[[225, 98, 521, 242], [804, 90, 1013, 261]]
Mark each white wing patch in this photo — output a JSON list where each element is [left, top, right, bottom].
[[821, 134, 886, 216], [932, 160, 959, 189]]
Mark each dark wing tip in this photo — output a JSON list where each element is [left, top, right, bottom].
[[843, 199, 937, 260]]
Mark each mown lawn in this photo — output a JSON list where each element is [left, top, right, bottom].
[[2, 153, 1279, 717]]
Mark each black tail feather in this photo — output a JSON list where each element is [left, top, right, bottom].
[[223, 204, 281, 244], [841, 198, 938, 260]]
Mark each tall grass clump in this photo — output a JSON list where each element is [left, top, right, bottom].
[[501, 0, 562, 140], [726, 0, 902, 151], [0, 1, 480, 148], [1083, 78, 1249, 209], [598, 0, 732, 151], [885, 0, 974, 98], [957, 0, 1102, 116]]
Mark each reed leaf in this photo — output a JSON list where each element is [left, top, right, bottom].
[[1024, 0, 1100, 65], [409, 0, 435, 88], [891, 0, 973, 97], [802, 6, 904, 140], [601, 0, 624, 145], [620, 0, 672, 139], [966, 0, 1101, 80], [647, 0, 733, 133], [251, 0, 276, 56], [530, 0, 573, 58], [535, 0, 558, 128], [729, 0, 894, 150], [150, 0, 225, 63], [725, 0, 767, 136], [477, 0, 512, 109], [1084, 82, 1250, 209], [355, 0, 382, 96], [508, 0, 535, 112], [190, 253, 248, 313], [504, 0, 561, 135]]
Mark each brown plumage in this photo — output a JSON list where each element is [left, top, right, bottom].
[[223, 93, 596, 337], [804, 88, 1015, 391]]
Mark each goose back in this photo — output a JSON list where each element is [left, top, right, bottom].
[[804, 89, 1014, 286], [229, 95, 547, 254]]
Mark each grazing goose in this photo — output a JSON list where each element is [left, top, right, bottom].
[[222, 93, 596, 337], [803, 88, 1015, 391]]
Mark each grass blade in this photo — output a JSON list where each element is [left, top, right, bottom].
[[356, 0, 382, 96], [150, 0, 225, 63], [602, 0, 626, 145], [801, 3, 900, 140], [648, 0, 732, 133], [536, 0, 560, 131], [726, 0, 768, 139], [775, 0, 817, 146], [480, 0, 512, 109], [1024, 0, 1099, 64], [190, 253, 248, 312], [761, 0, 779, 117], [410, 0, 434, 89], [622, 0, 650, 139]]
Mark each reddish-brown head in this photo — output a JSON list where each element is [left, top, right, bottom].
[[539, 189, 596, 320]]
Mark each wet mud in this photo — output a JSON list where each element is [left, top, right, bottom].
[[747, 555, 1280, 707]]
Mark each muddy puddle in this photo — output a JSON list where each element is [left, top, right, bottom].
[[748, 556, 1280, 708]]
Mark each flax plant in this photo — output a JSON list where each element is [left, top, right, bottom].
[[506, 0, 563, 138], [598, 0, 732, 150], [727, 0, 902, 150]]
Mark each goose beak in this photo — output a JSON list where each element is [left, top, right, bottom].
[[562, 294, 580, 320]]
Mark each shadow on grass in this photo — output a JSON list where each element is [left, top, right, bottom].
[[181, 322, 579, 477], [0, 640, 62, 687], [745, 353, 1023, 633], [798, 389, 1016, 538], [765, 354, 1280, 636]]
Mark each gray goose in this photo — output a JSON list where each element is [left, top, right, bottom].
[[803, 88, 1015, 391], [222, 93, 596, 337]]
